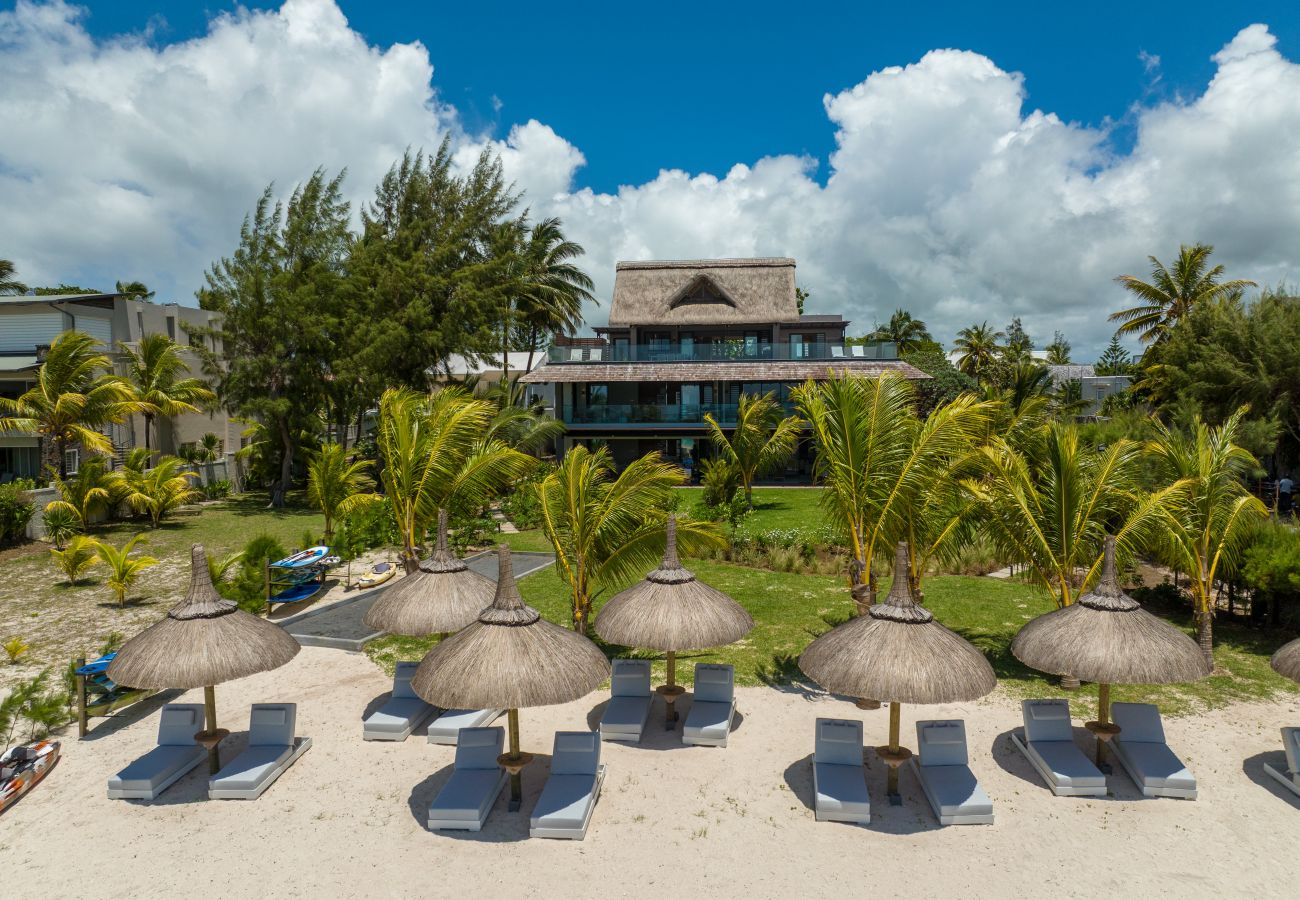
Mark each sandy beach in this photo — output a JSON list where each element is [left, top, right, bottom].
[[2, 645, 1296, 900]]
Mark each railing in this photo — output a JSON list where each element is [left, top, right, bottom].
[[566, 402, 799, 425], [548, 341, 897, 364]]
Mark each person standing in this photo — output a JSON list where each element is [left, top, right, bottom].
[[1279, 472, 1294, 517]]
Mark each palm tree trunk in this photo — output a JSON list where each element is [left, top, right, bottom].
[[144, 413, 153, 454], [56, 436, 67, 480], [1196, 608, 1214, 669]]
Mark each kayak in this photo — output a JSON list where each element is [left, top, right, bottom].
[[268, 580, 324, 606], [272, 546, 330, 569], [1, 740, 59, 814], [356, 562, 396, 589]]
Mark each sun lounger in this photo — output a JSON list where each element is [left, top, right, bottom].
[[909, 719, 993, 824], [1009, 699, 1106, 797], [209, 704, 311, 800], [530, 731, 605, 840], [107, 703, 207, 800], [427, 707, 505, 745], [427, 726, 508, 831], [812, 718, 871, 824], [1263, 727, 1300, 800], [682, 663, 736, 747], [599, 659, 652, 743], [1108, 703, 1197, 799], [363, 662, 437, 741]]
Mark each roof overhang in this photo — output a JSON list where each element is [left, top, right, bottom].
[[520, 360, 928, 383]]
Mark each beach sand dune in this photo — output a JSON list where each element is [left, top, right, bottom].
[[5, 646, 1296, 899]]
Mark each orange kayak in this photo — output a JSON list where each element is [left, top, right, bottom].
[[0, 740, 59, 814]]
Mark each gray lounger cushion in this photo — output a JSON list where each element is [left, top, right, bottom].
[[364, 662, 436, 741], [812, 718, 870, 824], [599, 659, 652, 742], [530, 732, 604, 840], [107, 703, 206, 800], [912, 720, 993, 824], [427, 707, 505, 744], [682, 664, 735, 747], [1013, 699, 1106, 797], [1109, 703, 1196, 798], [209, 704, 311, 800], [1263, 727, 1300, 798], [428, 726, 507, 831]]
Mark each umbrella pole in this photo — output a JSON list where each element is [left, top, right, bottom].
[[657, 650, 685, 730], [195, 685, 227, 775], [875, 701, 911, 806], [1085, 682, 1121, 771], [497, 708, 533, 813]]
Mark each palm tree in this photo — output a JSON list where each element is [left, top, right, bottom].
[[0, 331, 142, 479], [1044, 331, 1072, 365], [1123, 409, 1267, 666], [871, 309, 932, 352], [50, 535, 99, 585], [115, 280, 154, 301], [953, 322, 1005, 383], [306, 441, 381, 543], [0, 259, 27, 295], [1109, 244, 1256, 345], [117, 455, 201, 527], [537, 445, 725, 634], [793, 372, 992, 613], [376, 387, 533, 573], [120, 333, 216, 455], [45, 455, 116, 530], [703, 392, 801, 510], [93, 534, 159, 606], [483, 380, 566, 454], [514, 217, 596, 379]]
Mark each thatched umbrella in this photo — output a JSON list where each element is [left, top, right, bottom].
[[411, 545, 610, 810], [594, 514, 753, 728], [1012, 536, 1210, 765], [799, 541, 996, 800], [108, 544, 301, 773], [1270, 637, 1300, 684], [363, 509, 494, 636]]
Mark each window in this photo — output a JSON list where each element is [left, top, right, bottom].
[[64, 448, 80, 476], [166, 317, 176, 340]]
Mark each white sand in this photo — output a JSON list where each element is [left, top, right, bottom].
[[5, 646, 1297, 900]]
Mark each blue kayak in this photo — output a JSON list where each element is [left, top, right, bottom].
[[75, 653, 116, 677], [268, 580, 324, 606]]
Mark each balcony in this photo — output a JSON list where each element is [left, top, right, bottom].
[[548, 341, 897, 364], [566, 402, 799, 426]]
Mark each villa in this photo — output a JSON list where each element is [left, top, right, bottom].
[[521, 258, 925, 475]]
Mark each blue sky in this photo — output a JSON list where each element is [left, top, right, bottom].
[[41, 1, 1300, 193]]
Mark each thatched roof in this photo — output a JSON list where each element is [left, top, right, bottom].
[[594, 515, 753, 651], [609, 259, 798, 326], [107, 545, 300, 690], [1011, 537, 1210, 685], [1271, 637, 1300, 684], [798, 543, 996, 704], [363, 509, 494, 636], [520, 359, 928, 384], [411, 546, 610, 710]]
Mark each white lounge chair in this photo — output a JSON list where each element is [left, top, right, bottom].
[[910, 719, 994, 824], [588, 347, 603, 361], [682, 663, 736, 747], [1263, 727, 1300, 800], [107, 703, 207, 800], [599, 659, 652, 743], [209, 703, 312, 800], [363, 661, 437, 741], [427, 726, 508, 831], [830, 345, 845, 359], [568, 348, 584, 362], [812, 718, 871, 824], [850, 344, 866, 358], [1009, 699, 1106, 797], [530, 731, 605, 840], [427, 707, 505, 745], [1108, 703, 1197, 800]]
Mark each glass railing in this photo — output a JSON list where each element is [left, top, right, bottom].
[[565, 402, 799, 425], [548, 341, 897, 364]]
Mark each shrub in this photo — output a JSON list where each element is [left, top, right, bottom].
[[4, 636, 30, 665], [498, 465, 551, 531], [219, 533, 288, 613], [41, 504, 80, 549], [93, 533, 159, 607], [0, 479, 35, 545], [0, 670, 71, 745], [699, 457, 740, 508], [446, 509, 498, 554], [202, 479, 232, 500], [335, 498, 399, 558], [50, 535, 100, 585], [1241, 520, 1300, 627]]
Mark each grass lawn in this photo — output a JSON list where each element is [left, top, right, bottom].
[[676, 486, 825, 532]]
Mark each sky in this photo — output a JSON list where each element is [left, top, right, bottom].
[[2, 0, 1299, 358]]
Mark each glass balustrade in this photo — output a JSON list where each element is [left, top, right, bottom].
[[548, 341, 896, 364], [566, 402, 802, 425]]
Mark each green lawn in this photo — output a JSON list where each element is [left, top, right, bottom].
[[676, 486, 825, 532]]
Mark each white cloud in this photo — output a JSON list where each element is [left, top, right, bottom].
[[2, 0, 1298, 358]]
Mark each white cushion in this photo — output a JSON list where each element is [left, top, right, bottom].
[[109, 745, 203, 792], [551, 732, 600, 776], [157, 704, 204, 746], [430, 769, 502, 821], [683, 700, 732, 742], [600, 696, 650, 734], [1110, 703, 1166, 743], [364, 698, 432, 735], [454, 727, 504, 769], [1023, 700, 1073, 743], [814, 762, 870, 817], [248, 704, 296, 747], [1116, 740, 1196, 791], [815, 718, 863, 767], [1284, 727, 1300, 775]]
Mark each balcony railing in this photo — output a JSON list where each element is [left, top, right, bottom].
[[548, 341, 897, 364], [566, 402, 799, 426]]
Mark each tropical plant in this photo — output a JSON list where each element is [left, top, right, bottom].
[[869, 309, 933, 353], [511, 216, 596, 379], [953, 322, 1005, 383], [537, 445, 725, 634], [0, 670, 69, 746], [376, 387, 533, 572], [1123, 409, 1268, 665], [92, 533, 159, 606], [120, 333, 216, 455], [206, 549, 244, 587], [306, 441, 381, 543], [1095, 336, 1133, 375], [45, 454, 117, 530], [3, 636, 30, 664], [117, 455, 201, 527], [0, 479, 35, 545], [699, 457, 741, 509], [0, 331, 143, 478], [483, 381, 566, 453], [50, 534, 100, 584], [1044, 331, 1072, 365], [0, 259, 27, 295], [1109, 243, 1257, 345], [115, 280, 154, 301], [40, 505, 79, 549], [703, 392, 801, 510]]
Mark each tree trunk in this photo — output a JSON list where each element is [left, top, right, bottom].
[[57, 437, 67, 480], [744, 481, 754, 511], [1196, 609, 1214, 669], [144, 413, 153, 454], [270, 418, 293, 508]]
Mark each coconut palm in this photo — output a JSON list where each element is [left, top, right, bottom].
[[703, 391, 801, 510], [117, 455, 201, 527], [50, 535, 99, 585], [306, 441, 381, 543], [537, 445, 725, 634], [515, 217, 595, 377], [1122, 408, 1267, 666], [45, 455, 117, 531], [793, 372, 992, 613], [870, 309, 932, 352], [483, 381, 566, 454], [0, 259, 27, 295], [376, 387, 534, 573], [120, 333, 216, 455], [0, 331, 143, 478], [1109, 244, 1256, 345], [953, 322, 1004, 383], [93, 533, 159, 606], [115, 280, 154, 301]]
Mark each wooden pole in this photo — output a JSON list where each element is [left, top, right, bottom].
[[75, 657, 87, 739], [204, 685, 220, 775], [264, 563, 271, 617], [1095, 683, 1110, 767], [507, 708, 522, 811], [887, 701, 902, 797]]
